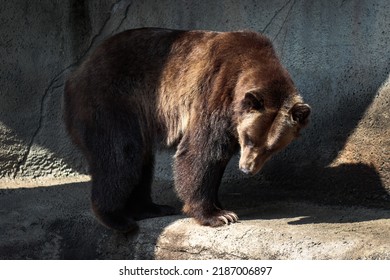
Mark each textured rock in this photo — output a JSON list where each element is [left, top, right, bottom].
[[331, 75, 390, 188]]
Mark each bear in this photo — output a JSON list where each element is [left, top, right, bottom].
[[64, 27, 310, 232]]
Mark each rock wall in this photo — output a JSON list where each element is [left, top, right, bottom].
[[0, 0, 389, 206]]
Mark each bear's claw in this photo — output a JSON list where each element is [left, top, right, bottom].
[[218, 211, 239, 225]]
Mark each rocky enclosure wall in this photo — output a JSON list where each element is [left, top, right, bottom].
[[0, 0, 389, 206]]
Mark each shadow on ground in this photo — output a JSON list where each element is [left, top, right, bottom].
[[1, 160, 389, 259], [223, 161, 390, 222], [0, 181, 182, 259]]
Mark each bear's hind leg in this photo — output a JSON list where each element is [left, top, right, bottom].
[[89, 160, 140, 233], [125, 153, 177, 220], [85, 108, 149, 232]]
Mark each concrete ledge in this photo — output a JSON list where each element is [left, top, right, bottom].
[[1, 178, 389, 260]]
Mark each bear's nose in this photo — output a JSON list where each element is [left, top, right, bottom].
[[240, 167, 252, 175]]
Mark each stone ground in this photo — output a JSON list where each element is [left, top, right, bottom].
[[1, 176, 390, 260]]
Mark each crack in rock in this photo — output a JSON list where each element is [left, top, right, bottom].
[[272, 0, 296, 42], [12, 74, 64, 179], [157, 245, 246, 259], [261, 0, 294, 34], [114, 0, 133, 33]]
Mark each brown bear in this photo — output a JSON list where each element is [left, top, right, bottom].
[[64, 28, 310, 232]]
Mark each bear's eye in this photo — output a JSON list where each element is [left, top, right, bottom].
[[242, 91, 264, 112], [244, 135, 254, 148]]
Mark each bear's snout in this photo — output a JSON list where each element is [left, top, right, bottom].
[[240, 167, 253, 175], [239, 147, 270, 176]]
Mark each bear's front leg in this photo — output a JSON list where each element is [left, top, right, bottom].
[[173, 136, 238, 227]]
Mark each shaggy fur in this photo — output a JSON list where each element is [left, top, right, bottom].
[[64, 28, 310, 232]]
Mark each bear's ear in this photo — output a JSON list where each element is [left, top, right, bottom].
[[291, 103, 311, 125], [241, 91, 264, 112]]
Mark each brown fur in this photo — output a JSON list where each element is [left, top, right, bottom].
[[64, 28, 310, 231]]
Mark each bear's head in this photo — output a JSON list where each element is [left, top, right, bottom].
[[234, 69, 310, 175]]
